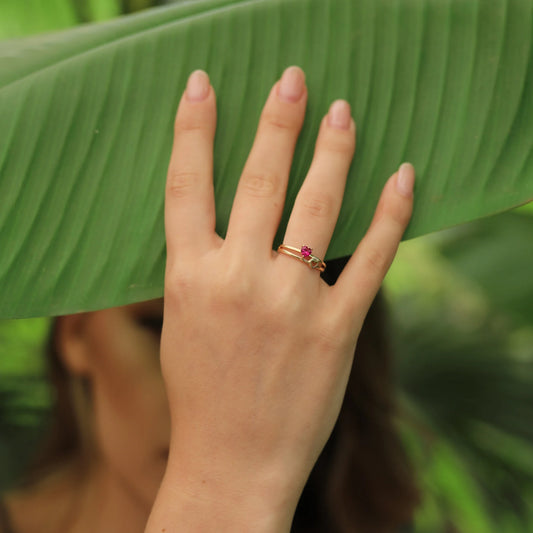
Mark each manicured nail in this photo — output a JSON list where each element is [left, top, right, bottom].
[[396, 162, 415, 197], [278, 66, 305, 102], [186, 70, 210, 102], [328, 100, 351, 130]]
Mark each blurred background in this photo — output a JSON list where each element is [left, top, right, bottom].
[[1, 1, 532, 532]]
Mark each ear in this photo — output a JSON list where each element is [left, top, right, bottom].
[[55, 313, 92, 376]]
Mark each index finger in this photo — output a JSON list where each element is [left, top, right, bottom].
[[165, 70, 219, 262]]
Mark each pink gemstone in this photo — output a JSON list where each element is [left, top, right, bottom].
[[301, 246, 312, 258]]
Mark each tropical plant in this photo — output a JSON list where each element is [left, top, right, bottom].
[[385, 213, 533, 532], [0, 317, 51, 491], [1, 1, 532, 532], [1, 0, 532, 318]]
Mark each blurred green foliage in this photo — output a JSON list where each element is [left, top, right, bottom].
[[1, 1, 532, 531], [0, 318, 51, 489], [385, 213, 533, 532], [0, 0, 167, 38]]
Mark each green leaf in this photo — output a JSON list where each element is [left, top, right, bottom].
[[1, 0, 533, 318]]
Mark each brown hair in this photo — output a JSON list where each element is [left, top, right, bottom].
[[23, 256, 420, 531], [19, 324, 93, 486]]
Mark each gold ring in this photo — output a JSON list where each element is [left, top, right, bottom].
[[277, 244, 326, 272]]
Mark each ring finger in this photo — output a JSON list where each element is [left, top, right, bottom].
[[279, 100, 356, 273]]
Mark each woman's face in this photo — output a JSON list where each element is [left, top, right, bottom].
[[59, 298, 169, 506]]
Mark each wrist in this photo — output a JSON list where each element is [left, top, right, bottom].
[[146, 461, 298, 533]]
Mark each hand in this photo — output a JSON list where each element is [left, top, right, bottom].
[[147, 66, 414, 532]]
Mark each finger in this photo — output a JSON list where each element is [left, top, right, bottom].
[[279, 100, 355, 275], [331, 163, 415, 323], [225, 66, 307, 255], [165, 70, 218, 263]]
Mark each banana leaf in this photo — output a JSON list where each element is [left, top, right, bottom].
[[1, 0, 532, 318]]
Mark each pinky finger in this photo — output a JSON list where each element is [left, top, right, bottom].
[[332, 162, 415, 322]]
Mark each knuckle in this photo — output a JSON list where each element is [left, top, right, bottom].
[[300, 190, 335, 219], [306, 310, 351, 353], [321, 130, 355, 156], [362, 246, 391, 279], [314, 324, 346, 352], [270, 281, 304, 316], [240, 169, 280, 198], [210, 255, 254, 306], [174, 114, 204, 135], [165, 266, 196, 301], [167, 169, 199, 198], [261, 108, 297, 132], [211, 274, 253, 313], [387, 201, 412, 228]]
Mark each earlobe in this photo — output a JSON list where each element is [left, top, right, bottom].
[[55, 313, 92, 376]]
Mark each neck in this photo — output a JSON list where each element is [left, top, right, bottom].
[[68, 461, 152, 533], [5, 458, 152, 533]]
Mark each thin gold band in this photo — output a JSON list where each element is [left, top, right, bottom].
[[277, 244, 326, 272]]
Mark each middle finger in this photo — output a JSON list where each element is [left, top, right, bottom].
[[225, 66, 307, 254]]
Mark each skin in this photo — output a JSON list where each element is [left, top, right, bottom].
[[146, 65, 415, 532], [5, 299, 168, 533], [6, 65, 414, 533]]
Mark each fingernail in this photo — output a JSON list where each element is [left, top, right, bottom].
[[186, 70, 210, 102], [328, 100, 351, 130], [278, 66, 305, 102], [396, 162, 415, 197]]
